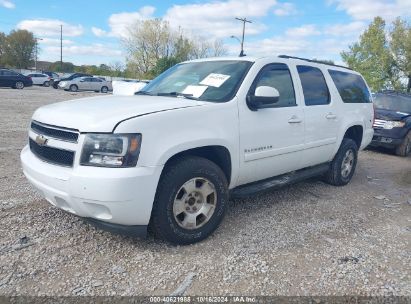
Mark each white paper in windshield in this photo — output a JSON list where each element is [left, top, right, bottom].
[[182, 85, 208, 98], [200, 73, 230, 87]]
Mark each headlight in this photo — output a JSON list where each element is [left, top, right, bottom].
[[59, 81, 66, 86], [383, 121, 405, 129], [80, 134, 142, 167]]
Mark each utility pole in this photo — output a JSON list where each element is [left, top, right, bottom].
[[60, 24, 63, 71], [235, 17, 252, 57]]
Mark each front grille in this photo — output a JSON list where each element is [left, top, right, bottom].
[[29, 138, 75, 167], [31, 121, 79, 142], [373, 119, 387, 129]]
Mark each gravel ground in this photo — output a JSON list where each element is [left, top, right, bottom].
[[0, 86, 410, 296]]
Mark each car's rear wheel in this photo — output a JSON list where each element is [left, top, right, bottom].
[[150, 156, 228, 245], [323, 138, 358, 186], [15, 81, 24, 89], [101, 86, 108, 93], [69, 84, 78, 92], [395, 131, 411, 157], [43, 81, 50, 87]]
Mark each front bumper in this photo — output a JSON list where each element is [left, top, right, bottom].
[[370, 128, 407, 148], [21, 145, 163, 234]]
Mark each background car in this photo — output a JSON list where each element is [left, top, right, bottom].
[[371, 90, 411, 156], [25, 73, 51, 87], [0, 68, 33, 89], [53, 72, 92, 88], [58, 76, 112, 93], [42, 71, 60, 86]]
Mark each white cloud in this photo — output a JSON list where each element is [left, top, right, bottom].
[[286, 24, 321, 37], [324, 21, 367, 36], [91, 27, 107, 37], [104, 6, 156, 37], [273, 2, 297, 16], [329, 0, 411, 21], [164, 0, 277, 38], [0, 0, 14, 9], [17, 19, 83, 37], [40, 38, 74, 46], [45, 44, 122, 57]]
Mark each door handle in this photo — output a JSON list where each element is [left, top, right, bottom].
[[288, 116, 302, 124], [326, 113, 337, 120]]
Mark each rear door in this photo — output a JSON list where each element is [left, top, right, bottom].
[[296, 65, 341, 167]]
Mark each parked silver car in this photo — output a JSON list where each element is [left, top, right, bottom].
[[58, 76, 112, 93]]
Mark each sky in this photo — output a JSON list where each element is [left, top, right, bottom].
[[0, 0, 410, 66]]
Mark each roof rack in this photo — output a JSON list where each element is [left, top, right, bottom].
[[278, 55, 353, 71]]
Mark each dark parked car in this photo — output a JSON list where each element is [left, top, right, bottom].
[[371, 91, 411, 156], [53, 72, 92, 88], [0, 68, 33, 89]]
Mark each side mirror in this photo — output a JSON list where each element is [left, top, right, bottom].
[[247, 86, 280, 110]]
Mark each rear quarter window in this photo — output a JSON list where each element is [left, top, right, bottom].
[[329, 70, 372, 103]]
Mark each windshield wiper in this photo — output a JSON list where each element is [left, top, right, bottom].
[[156, 92, 199, 100], [135, 91, 153, 96]]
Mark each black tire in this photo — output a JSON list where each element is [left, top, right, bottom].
[[101, 86, 108, 93], [14, 81, 24, 89], [150, 156, 228, 245], [395, 131, 411, 157], [323, 138, 358, 186], [43, 81, 50, 87], [69, 84, 78, 92]]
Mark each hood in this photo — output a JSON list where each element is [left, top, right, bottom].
[[375, 108, 411, 121], [32, 95, 205, 132]]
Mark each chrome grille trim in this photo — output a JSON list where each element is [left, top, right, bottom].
[[31, 120, 79, 143]]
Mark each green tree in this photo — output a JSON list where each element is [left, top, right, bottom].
[[49, 61, 75, 73], [390, 18, 411, 92], [0, 32, 6, 66], [4, 29, 36, 69], [341, 17, 395, 92]]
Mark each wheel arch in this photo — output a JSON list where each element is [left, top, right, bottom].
[[343, 125, 363, 149], [161, 145, 233, 186]]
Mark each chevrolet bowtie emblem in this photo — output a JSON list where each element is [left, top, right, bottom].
[[35, 135, 48, 146]]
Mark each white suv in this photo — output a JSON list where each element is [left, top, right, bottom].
[[21, 56, 374, 244]]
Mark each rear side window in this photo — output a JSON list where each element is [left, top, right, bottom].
[[252, 63, 296, 107], [329, 70, 371, 103], [297, 65, 330, 106]]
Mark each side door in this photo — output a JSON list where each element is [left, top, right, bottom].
[[92, 78, 103, 91], [238, 63, 305, 185], [78, 77, 91, 90], [0, 70, 6, 86], [296, 65, 341, 167]]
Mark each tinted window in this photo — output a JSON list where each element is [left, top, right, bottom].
[[329, 70, 371, 103], [2, 70, 18, 76], [252, 63, 296, 107], [297, 65, 330, 106], [83, 78, 93, 82], [92, 78, 102, 82]]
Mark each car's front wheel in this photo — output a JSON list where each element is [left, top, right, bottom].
[[69, 84, 78, 92], [396, 131, 411, 157], [323, 138, 358, 186], [14, 81, 24, 89], [151, 156, 228, 245]]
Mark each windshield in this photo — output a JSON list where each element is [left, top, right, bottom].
[[374, 93, 411, 114], [139, 60, 253, 102]]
